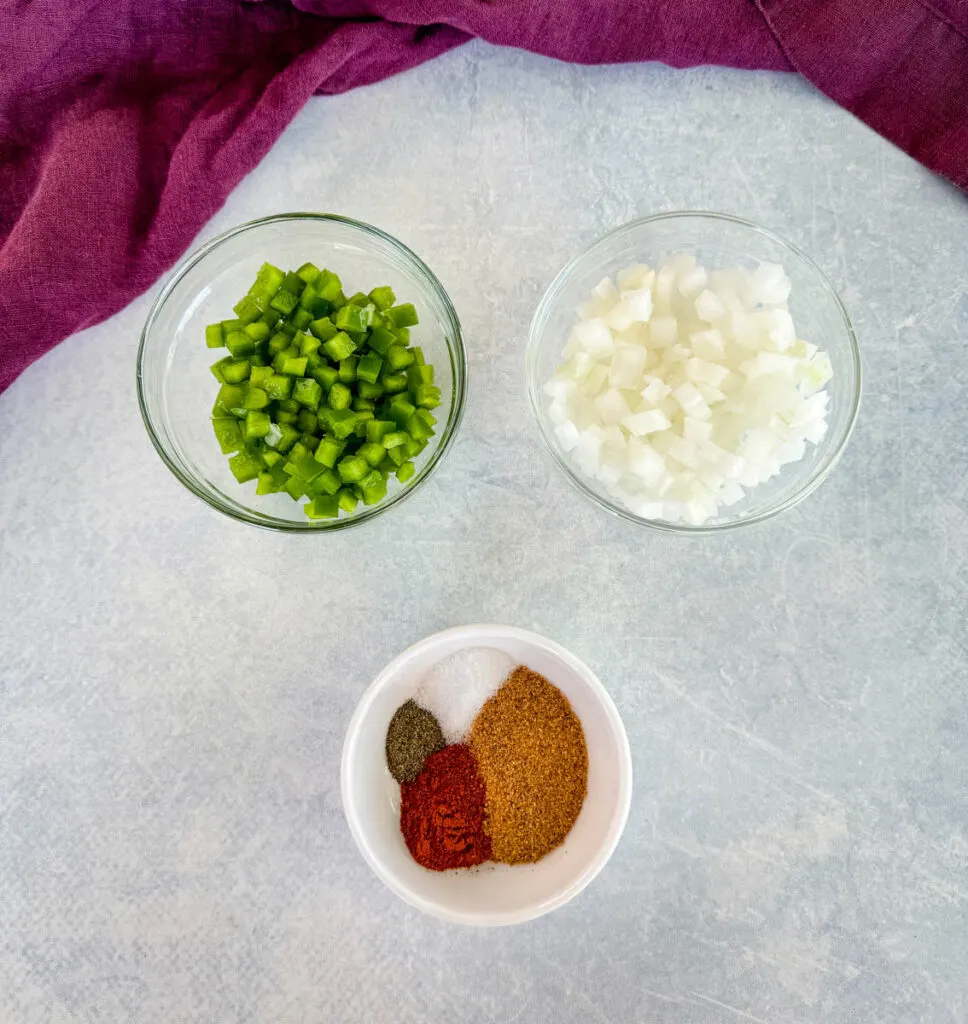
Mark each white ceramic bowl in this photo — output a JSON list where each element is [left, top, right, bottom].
[[341, 625, 632, 926]]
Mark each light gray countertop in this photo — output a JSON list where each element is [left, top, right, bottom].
[[2, 41, 967, 1024]]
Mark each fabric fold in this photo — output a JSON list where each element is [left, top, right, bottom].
[[0, 0, 964, 393]]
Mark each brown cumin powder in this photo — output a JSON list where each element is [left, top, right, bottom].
[[469, 666, 588, 864]]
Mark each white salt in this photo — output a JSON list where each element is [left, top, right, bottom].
[[414, 647, 516, 743]]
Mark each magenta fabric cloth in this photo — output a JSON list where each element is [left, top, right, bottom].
[[1, 0, 965, 393]]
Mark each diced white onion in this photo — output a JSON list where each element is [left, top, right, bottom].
[[543, 257, 834, 525]]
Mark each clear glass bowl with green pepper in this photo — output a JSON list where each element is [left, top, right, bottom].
[[138, 214, 466, 531]]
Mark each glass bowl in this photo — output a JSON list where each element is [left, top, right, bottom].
[[137, 213, 466, 531], [526, 211, 861, 534]]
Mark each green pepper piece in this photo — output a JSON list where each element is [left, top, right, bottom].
[[314, 436, 343, 468], [242, 387, 269, 410], [216, 383, 246, 410], [352, 396, 375, 413], [330, 409, 358, 440], [407, 410, 434, 442], [323, 332, 356, 362], [306, 494, 339, 519], [284, 475, 306, 500], [221, 359, 250, 385], [268, 332, 290, 355], [244, 320, 270, 343], [313, 365, 339, 392], [260, 308, 283, 329], [357, 380, 385, 401], [395, 461, 416, 483], [293, 377, 322, 411], [249, 262, 285, 300], [387, 444, 408, 467], [291, 309, 313, 331], [328, 382, 352, 411], [388, 396, 416, 427], [249, 365, 273, 388], [313, 469, 341, 496], [277, 271, 304, 295], [270, 423, 300, 452], [337, 355, 358, 383], [382, 431, 408, 449], [357, 353, 383, 384], [262, 374, 291, 401], [287, 452, 324, 481], [256, 471, 279, 495], [310, 316, 337, 341], [269, 289, 299, 316], [296, 331, 321, 357], [407, 364, 434, 388], [337, 488, 359, 513], [205, 323, 224, 348], [337, 455, 370, 484], [296, 262, 321, 285], [368, 285, 395, 311], [334, 304, 370, 334], [263, 450, 282, 467], [296, 409, 318, 434], [298, 283, 318, 311], [388, 303, 418, 328], [381, 373, 408, 394], [245, 410, 271, 440], [352, 410, 374, 435], [225, 330, 255, 357], [367, 326, 397, 356], [415, 385, 441, 409], [281, 356, 308, 377], [365, 419, 394, 443], [233, 294, 263, 324], [405, 437, 426, 459], [212, 417, 243, 454], [210, 357, 230, 383], [358, 441, 386, 467], [228, 451, 262, 483], [316, 269, 343, 302], [386, 346, 414, 371], [359, 470, 387, 506]]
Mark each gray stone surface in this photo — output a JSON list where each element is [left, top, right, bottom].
[[2, 40, 967, 1024]]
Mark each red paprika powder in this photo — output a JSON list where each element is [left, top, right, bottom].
[[400, 744, 492, 870]]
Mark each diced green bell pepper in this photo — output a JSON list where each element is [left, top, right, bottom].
[[357, 353, 382, 384], [368, 286, 395, 311], [229, 451, 262, 483], [323, 332, 356, 362], [293, 377, 322, 411]]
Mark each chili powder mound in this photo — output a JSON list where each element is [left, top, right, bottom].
[[400, 744, 492, 871], [470, 666, 588, 865]]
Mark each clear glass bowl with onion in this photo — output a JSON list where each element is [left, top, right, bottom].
[[526, 211, 861, 533]]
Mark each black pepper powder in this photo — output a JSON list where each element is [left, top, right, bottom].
[[385, 700, 446, 783]]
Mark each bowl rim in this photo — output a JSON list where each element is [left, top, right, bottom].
[[136, 212, 467, 533], [340, 623, 633, 927], [526, 210, 863, 534]]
